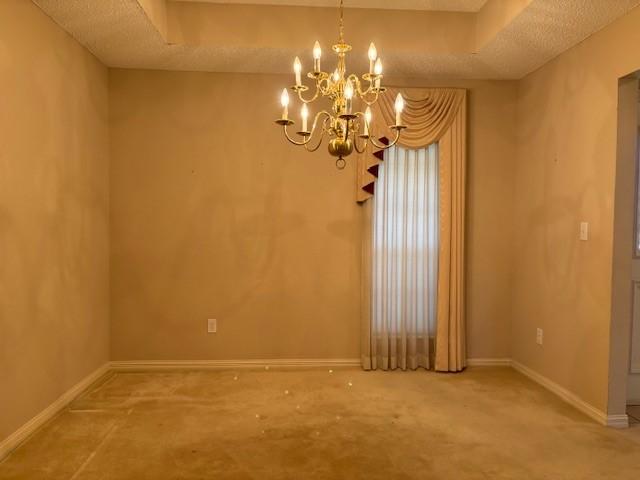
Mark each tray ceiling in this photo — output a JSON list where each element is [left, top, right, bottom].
[[33, 0, 640, 79]]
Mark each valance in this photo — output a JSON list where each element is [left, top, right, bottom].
[[357, 88, 466, 203]]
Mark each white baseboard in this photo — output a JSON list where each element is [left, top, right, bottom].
[[606, 414, 630, 428], [0, 362, 111, 461], [110, 358, 362, 371], [511, 360, 628, 428], [467, 358, 512, 367]]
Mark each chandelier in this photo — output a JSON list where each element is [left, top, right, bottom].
[[275, 0, 405, 169]]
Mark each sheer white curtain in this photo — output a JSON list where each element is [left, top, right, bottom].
[[370, 143, 439, 370]]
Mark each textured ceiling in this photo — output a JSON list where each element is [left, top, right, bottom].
[[170, 0, 489, 12], [33, 0, 640, 80]]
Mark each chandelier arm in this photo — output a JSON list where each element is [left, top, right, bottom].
[[304, 110, 331, 152], [312, 110, 333, 132], [360, 88, 380, 106], [318, 77, 332, 96], [283, 125, 311, 146], [282, 110, 332, 146], [295, 83, 322, 104], [369, 128, 401, 150], [353, 134, 368, 154], [360, 83, 373, 98], [304, 137, 324, 152], [348, 74, 375, 100], [351, 114, 367, 154], [304, 122, 328, 152]]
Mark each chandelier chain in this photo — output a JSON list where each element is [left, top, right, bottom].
[[338, 0, 344, 42]]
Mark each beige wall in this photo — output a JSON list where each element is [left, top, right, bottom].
[[513, 6, 640, 413], [109, 70, 362, 360], [0, 0, 109, 442], [448, 79, 517, 360], [109, 71, 517, 361]]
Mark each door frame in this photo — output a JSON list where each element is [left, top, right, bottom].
[[608, 74, 639, 422]]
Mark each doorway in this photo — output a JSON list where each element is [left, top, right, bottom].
[[610, 73, 640, 428], [629, 75, 640, 424]]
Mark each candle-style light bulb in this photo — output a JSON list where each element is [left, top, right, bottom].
[[293, 57, 302, 86], [313, 41, 322, 72], [332, 69, 340, 83], [374, 58, 382, 89], [344, 79, 354, 114], [368, 42, 377, 74], [364, 106, 372, 136], [281, 88, 289, 120], [394, 93, 404, 126], [301, 103, 309, 132], [374, 58, 383, 75], [344, 79, 354, 100]]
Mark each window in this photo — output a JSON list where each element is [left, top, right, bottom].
[[370, 144, 438, 369]]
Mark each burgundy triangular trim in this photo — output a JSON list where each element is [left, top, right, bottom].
[[363, 182, 375, 195], [372, 136, 389, 161], [365, 137, 390, 197]]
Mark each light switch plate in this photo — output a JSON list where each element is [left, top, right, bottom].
[[207, 319, 217, 333], [580, 222, 589, 241], [536, 328, 543, 345]]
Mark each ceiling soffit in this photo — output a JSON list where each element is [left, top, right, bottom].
[[169, 0, 489, 13], [32, 0, 640, 79]]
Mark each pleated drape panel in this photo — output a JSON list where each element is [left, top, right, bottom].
[[364, 145, 439, 370], [358, 87, 467, 372], [434, 109, 466, 372]]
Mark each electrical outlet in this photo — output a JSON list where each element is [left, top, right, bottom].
[[207, 319, 217, 333], [536, 328, 543, 345]]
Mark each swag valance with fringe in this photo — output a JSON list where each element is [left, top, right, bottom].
[[357, 88, 466, 202]]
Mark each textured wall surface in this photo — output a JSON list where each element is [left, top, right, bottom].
[[0, 0, 110, 442], [513, 5, 640, 413], [109, 71, 517, 361], [109, 71, 362, 360]]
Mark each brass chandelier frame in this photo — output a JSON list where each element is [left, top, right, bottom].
[[275, 0, 405, 169]]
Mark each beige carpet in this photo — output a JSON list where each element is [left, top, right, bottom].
[[1, 367, 639, 479]]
